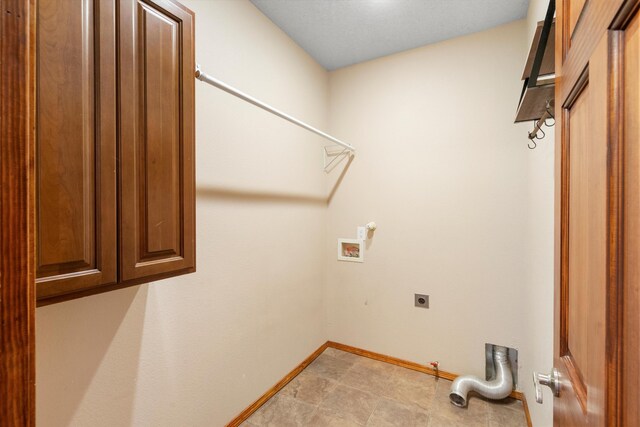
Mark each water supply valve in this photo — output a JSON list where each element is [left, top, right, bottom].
[[430, 361, 439, 377]]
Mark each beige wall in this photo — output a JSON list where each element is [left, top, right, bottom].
[[36, 3, 554, 426], [325, 13, 554, 427], [325, 14, 535, 408], [521, 1, 556, 426], [36, 1, 330, 425]]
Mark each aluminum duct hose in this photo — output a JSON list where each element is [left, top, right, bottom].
[[449, 346, 513, 407]]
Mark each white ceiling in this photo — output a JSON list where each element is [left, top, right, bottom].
[[250, 0, 530, 70]]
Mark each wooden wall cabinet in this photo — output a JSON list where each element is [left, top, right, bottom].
[[36, 0, 195, 305]]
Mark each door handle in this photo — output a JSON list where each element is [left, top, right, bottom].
[[533, 368, 560, 404]]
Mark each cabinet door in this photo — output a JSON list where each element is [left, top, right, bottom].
[[119, 0, 195, 282], [36, 0, 117, 302]]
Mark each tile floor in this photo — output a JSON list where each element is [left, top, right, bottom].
[[241, 348, 528, 427]]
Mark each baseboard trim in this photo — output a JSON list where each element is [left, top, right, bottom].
[[225, 342, 329, 427], [326, 341, 458, 381], [520, 392, 533, 427], [226, 340, 533, 427]]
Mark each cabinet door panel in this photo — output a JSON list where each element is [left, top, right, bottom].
[[36, 0, 117, 301], [119, 0, 195, 281]]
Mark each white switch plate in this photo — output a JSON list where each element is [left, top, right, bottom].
[[357, 226, 366, 240]]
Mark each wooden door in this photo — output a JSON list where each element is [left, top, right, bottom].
[[554, 0, 640, 425], [119, 0, 195, 282], [35, 0, 117, 302], [555, 33, 608, 426], [622, 10, 640, 426]]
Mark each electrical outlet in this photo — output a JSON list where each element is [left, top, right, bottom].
[[414, 294, 429, 308]]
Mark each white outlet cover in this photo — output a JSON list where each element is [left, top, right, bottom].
[[357, 226, 366, 240]]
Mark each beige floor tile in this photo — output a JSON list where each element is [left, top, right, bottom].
[[428, 412, 489, 427], [488, 398, 528, 427], [278, 370, 338, 405], [339, 361, 399, 397], [366, 398, 430, 427], [306, 354, 355, 381], [488, 411, 528, 427], [243, 353, 528, 427], [342, 361, 436, 409], [385, 375, 437, 412], [322, 348, 363, 363], [488, 397, 524, 412], [318, 384, 380, 425], [346, 358, 438, 411], [306, 409, 362, 427], [244, 395, 315, 427], [392, 366, 436, 384], [355, 357, 401, 376]]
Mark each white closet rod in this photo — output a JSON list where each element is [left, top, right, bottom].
[[194, 65, 355, 152]]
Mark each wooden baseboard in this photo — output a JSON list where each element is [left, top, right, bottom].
[[326, 341, 458, 381], [225, 342, 329, 427], [226, 340, 533, 427], [520, 391, 533, 427]]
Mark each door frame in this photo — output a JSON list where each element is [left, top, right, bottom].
[[555, 0, 640, 425], [0, 0, 36, 425]]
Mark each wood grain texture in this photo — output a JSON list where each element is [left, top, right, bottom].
[[566, 89, 591, 374], [568, 0, 587, 37], [138, 0, 181, 256], [515, 84, 556, 123], [225, 342, 330, 427], [35, 0, 196, 304], [119, 0, 195, 282], [606, 26, 625, 427], [521, 394, 533, 427], [570, 69, 608, 416], [0, 0, 36, 425], [37, 0, 96, 271], [558, 0, 625, 104], [555, 1, 640, 425], [36, 267, 191, 306], [556, 31, 609, 427], [35, 0, 118, 301], [623, 12, 640, 426]]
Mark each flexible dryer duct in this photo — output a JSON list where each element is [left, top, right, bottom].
[[449, 346, 513, 407]]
